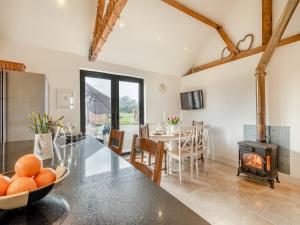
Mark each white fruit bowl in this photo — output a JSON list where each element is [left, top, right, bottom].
[[0, 166, 69, 211]]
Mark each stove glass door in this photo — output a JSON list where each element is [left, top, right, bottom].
[[243, 153, 263, 170]]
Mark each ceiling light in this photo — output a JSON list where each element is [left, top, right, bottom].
[[157, 37, 161, 41], [119, 22, 124, 28], [158, 210, 162, 218], [184, 47, 188, 51], [57, 0, 65, 7]]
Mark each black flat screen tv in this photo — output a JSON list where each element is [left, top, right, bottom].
[[180, 90, 203, 110]]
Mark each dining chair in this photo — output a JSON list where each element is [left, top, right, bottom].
[[130, 135, 164, 185], [192, 120, 204, 161], [168, 127, 195, 182], [140, 123, 168, 174], [108, 128, 125, 155], [140, 124, 150, 163], [192, 120, 203, 126], [140, 124, 150, 138], [193, 125, 209, 176]]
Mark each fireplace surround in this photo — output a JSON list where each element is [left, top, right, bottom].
[[237, 141, 279, 188]]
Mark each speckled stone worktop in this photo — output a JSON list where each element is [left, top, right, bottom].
[[0, 136, 210, 225]]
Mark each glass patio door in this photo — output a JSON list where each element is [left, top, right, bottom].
[[119, 81, 140, 153], [84, 77, 112, 142], [80, 70, 144, 153]]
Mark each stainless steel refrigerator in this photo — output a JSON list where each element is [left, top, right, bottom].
[[0, 70, 48, 173]]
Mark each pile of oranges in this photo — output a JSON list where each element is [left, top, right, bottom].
[[0, 154, 57, 197]]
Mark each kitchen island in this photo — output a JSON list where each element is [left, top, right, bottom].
[[0, 136, 210, 225]]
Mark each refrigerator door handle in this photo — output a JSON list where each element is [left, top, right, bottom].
[[2, 71, 7, 142], [0, 70, 3, 143]]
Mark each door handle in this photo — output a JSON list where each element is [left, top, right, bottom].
[[111, 113, 115, 129]]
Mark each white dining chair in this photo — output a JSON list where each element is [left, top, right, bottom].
[[168, 127, 195, 182], [193, 125, 209, 176]]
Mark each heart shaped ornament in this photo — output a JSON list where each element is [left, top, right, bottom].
[[237, 34, 254, 52], [221, 47, 232, 59]]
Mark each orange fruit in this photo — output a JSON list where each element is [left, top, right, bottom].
[[0, 175, 11, 196], [15, 154, 42, 177], [11, 174, 20, 182], [34, 168, 57, 188], [6, 177, 37, 195]]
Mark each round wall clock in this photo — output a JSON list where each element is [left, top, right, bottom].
[[159, 83, 167, 94]]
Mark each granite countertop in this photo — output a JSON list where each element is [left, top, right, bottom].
[[0, 136, 210, 225]]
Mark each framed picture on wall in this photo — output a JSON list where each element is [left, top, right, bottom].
[[57, 88, 74, 109]]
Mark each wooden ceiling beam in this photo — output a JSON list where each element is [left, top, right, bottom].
[[93, 0, 105, 46], [89, 0, 127, 62], [262, 0, 273, 45], [162, 0, 239, 54], [162, 0, 218, 28], [216, 26, 239, 54], [257, 0, 298, 72], [185, 33, 300, 76]]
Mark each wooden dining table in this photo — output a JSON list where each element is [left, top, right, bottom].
[[150, 130, 191, 149], [150, 133, 182, 141]]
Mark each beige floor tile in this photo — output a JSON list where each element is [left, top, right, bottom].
[[161, 160, 300, 225], [214, 206, 273, 225]]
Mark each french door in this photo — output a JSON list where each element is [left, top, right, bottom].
[[80, 70, 144, 153]]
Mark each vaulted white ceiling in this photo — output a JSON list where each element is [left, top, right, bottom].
[[0, 0, 241, 76], [100, 0, 241, 76], [0, 0, 96, 57]]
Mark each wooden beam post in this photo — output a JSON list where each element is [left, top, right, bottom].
[[89, 0, 128, 61], [262, 0, 273, 45], [257, 0, 299, 72], [255, 0, 299, 142], [162, 0, 239, 54]]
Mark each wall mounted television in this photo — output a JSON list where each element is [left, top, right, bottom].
[[180, 90, 204, 110]]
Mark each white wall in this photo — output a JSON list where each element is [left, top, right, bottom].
[[180, 0, 300, 179], [0, 38, 180, 128], [267, 42, 300, 179], [181, 55, 258, 167], [181, 42, 300, 179]]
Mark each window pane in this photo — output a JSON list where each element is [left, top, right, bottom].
[[119, 81, 139, 153], [85, 77, 111, 143]]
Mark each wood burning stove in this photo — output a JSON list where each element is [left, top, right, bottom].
[[237, 141, 279, 188]]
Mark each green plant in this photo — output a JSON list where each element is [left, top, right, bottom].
[[168, 116, 180, 125], [28, 112, 64, 134]]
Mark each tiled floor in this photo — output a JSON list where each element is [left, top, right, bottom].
[[160, 160, 300, 225]]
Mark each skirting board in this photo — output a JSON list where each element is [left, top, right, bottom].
[[208, 153, 237, 168], [279, 172, 300, 186]]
